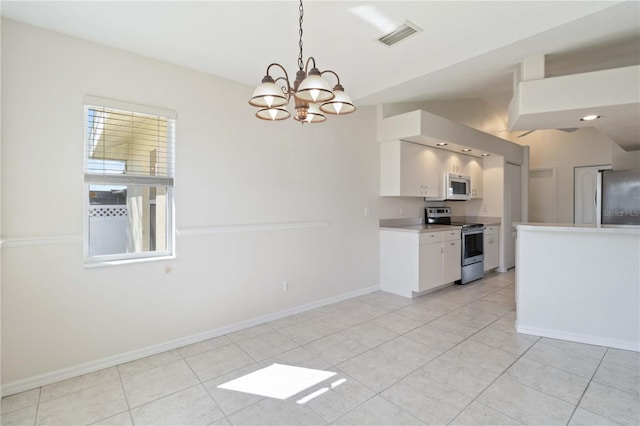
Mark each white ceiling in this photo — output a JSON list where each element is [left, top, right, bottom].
[[3, 1, 639, 148]]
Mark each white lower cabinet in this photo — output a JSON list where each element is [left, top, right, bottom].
[[484, 225, 499, 271], [381, 229, 461, 298], [418, 239, 443, 292], [443, 238, 462, 284]]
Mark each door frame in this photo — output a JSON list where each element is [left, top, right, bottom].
[[504, 162, 522, 270]]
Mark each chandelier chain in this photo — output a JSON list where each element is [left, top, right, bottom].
[[298, 0, 304, 71]]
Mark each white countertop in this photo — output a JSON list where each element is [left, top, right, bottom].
[[379, 224, 461, 233], [379, 216, 501, 234], [514, 222, 640, 235]]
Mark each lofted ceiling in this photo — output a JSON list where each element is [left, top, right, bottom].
[[3, 1, 639, 149]]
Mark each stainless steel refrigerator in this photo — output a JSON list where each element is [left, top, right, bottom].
[[596, 170, 640, 225]]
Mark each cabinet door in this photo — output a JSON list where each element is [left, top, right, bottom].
[[467, 158, 484, 198], [484, 234, 499, 271], [419, 242, 443, 292], [443, 239, 461, 283], [400, 142, 427, 196], [422, 148, 445, 200]]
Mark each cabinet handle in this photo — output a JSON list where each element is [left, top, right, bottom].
[[450, 242, 455, 245], [440, 245, 443, 253]]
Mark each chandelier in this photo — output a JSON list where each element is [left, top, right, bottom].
[[249, 0, 356, 123]]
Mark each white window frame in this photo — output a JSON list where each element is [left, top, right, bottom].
[[83, 96, 176, 266]]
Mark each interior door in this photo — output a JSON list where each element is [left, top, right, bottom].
[[505, 163, 521, 269], [574, 165, 611, 224]]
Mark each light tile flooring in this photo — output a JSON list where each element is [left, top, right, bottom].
[[2, 270, 639, 426]]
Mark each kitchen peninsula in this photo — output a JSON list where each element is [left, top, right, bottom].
[[515, 223, 640, 352]]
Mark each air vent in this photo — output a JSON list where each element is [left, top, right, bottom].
[[378, 21, 421, 47]]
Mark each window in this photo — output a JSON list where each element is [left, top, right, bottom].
[[84, 96, 175, 264]]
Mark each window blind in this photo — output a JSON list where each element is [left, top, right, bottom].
[[84, 99, 175, 186]]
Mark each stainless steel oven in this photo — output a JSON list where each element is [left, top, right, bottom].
[[458, 224, 484, 284], [461, 225, 484, 266]]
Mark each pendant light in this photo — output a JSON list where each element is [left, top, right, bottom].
[[249, 0, 356, 123]]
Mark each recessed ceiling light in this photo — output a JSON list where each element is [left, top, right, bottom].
[[436, 143, 447, 146], [461, 149, 472, 152], [580, 114, 602, 121], [481, 153, 490, 157]]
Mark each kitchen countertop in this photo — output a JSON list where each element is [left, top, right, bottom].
[[379, 224, 462, 233], [514, 222, 640, 235], [379, 217, 460, 233], [379, 216, 501, 233], [452, 216, 501, 227]]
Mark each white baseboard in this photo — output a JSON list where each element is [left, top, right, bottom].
[[516, 324, 640, 352], [1, 285, 378, 397]]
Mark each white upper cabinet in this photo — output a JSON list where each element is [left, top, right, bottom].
[[466, 158, 484, 199], [380, 140, 444, 199], [380, 139, 483, 199], [441, 151, 466, 176]]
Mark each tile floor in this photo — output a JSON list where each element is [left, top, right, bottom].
[[2, 270, 639, 426]]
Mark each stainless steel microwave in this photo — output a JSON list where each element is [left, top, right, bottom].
[[446, 173, 471, 200]]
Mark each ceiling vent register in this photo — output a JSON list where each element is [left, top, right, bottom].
[[378, 21, 422, 47]]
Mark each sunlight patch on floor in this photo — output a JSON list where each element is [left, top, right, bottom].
[[217, 363, 337, 400]]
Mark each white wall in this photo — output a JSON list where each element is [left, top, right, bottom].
[[513, 128, 618, 223], [0, 19, 407, 389], [612, 144, 640, 170]]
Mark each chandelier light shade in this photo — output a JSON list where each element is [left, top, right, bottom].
[[256, 107, 291, 121], [249, 76, 288, 108], [295, 68, 335, 103], [320, 84, 356, 115], [249, 0, 355, 123]]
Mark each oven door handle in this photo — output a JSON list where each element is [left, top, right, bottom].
[[462, 228, 484, 236]]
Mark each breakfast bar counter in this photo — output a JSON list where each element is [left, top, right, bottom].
[[514, 223, 640, 352]]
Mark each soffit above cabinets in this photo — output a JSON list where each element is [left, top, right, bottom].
[[509, 65, 640, 152], [378, 110, 525, 164]]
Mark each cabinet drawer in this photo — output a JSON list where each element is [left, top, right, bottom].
[[419, 232, 443, 244], [484, 226, 498, 235], [442, 229, 461, 241]]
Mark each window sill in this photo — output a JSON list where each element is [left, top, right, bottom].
[[84, 254, 176, 268]]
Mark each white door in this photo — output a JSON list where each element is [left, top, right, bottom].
[[574, 165, 611, 224], [529, 168, 557, 223], [505, 163, 521, 269]]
